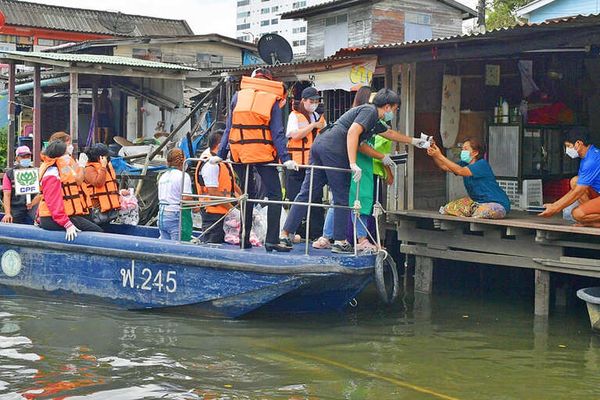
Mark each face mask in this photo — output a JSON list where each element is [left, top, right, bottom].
[[460, 150, 473, 163], [67, 144, 74, 155], [18, 159, 32, 168], [306, 103, 318, 113], [566, 146, 579, 159], [384, 111, 394, 122]]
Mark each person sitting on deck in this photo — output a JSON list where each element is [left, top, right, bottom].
[[195, 130, 240, 244], [427, 138, 511, 219], [83, 143, 121, 225], [539, 127, 600, 227], [1, 146, 40, 224], [38, 140, 103, 241]]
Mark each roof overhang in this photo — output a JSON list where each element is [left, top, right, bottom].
[[0, 51, 195, 80], [516, 0, 556, 17]]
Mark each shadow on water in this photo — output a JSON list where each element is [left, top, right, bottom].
[[1, 270, 600, 399]]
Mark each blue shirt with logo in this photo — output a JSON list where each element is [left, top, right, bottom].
[[459, 159, 511, 212], [577, 145, 600, 193]]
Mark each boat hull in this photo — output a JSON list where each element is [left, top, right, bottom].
[[0, 224, 374, 318], [577, 287, 600, 332]]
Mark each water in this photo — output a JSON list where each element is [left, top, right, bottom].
[[0, 288, 599, 400]]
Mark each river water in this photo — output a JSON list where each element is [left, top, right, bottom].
[[0, 287, 599, 400]]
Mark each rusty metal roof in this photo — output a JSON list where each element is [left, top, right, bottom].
[[281, 0, 476, 20], [0, 51, 197, 71], [0, 0, 193, 37]]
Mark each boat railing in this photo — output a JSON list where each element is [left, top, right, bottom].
[[179, 158, 385, 256]]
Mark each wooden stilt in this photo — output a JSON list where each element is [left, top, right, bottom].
[[32, 65, 42, 166], [70, 72, 79, 150], [7, 63, 16, 167], [534, 269, 550, 317], [414, 255, 433, 294]]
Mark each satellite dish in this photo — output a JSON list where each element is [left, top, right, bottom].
[[98, 12, 136, 35], [257, 34, 293, 65]]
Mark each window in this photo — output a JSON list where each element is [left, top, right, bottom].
[[261, 7, 270, 14], [292, 1, 306, 9], [271, 18, 278, 24], [237, 23, 250, 30], [326, 14, 347, 26], [271, 6, 279, 12], [324, 14, 348, 57], [237, 11, 250, 18], [405, 12, 432, 42], [196, 53, 223, 68], [292, 26, 306, 34], [406, 12, 431, 25], [261, 20, 270, 26], [132, 48, 162, 62], [237, 0, 249, 6], [292, 39, 306, 46]]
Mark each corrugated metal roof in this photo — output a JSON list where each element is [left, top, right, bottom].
[[0, 0, 193, 37], [212, 56, 358, 75], [281, 0, 476, 20], [0, 51, 197, 71], [334, 13, 600, 56]]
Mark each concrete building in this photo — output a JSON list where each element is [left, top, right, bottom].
[[235, 0, 327, 57]]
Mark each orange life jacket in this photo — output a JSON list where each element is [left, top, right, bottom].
[[229, 76, 285, 164], [38, 156, 89, 217], [84, 162, 121, 213], [194, 158, 236, 215], [287, 110, 325, 165]]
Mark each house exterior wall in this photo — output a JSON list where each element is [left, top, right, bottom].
[[526, 0, 600, 23], [305, 0, 464, 59]]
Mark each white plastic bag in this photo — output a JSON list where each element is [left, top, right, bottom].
[[118, 188, 139, 225]]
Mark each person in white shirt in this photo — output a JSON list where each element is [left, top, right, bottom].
[[158, 148, 193, 240]]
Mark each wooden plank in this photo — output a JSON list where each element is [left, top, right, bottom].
[[414, 256, 433, 294], [534, 270, 550, 317], [7, 63, 15, 167], [69, 72, 79, 149], [32, 65, 42, 166]]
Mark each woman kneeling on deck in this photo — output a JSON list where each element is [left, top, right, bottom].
[[39, 140, 103, 241], [427, 138, 510, 219]]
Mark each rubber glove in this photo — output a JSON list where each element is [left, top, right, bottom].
[[283, 160, 299, 171], [77, 152, 88, 168], [65, 225, 81, 242], [208, 156, 223, 165], [350, 163, 362, 183], [381, 154, 395, 167]]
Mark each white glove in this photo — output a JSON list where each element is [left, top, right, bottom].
[[208, 156, 223, 165], [411, 137, 430, 149], [65, 225, 81, 242], [283, 160, 299, 171], [350, 163, 362, 183], [381, 154, 395, 167], [77, 152, 88, 168]]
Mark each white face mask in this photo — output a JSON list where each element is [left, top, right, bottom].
[[566, 145, 579, 159], [305, 103, 318, 113]]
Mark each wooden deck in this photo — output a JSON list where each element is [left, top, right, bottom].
[[388, 209, 600, 316]]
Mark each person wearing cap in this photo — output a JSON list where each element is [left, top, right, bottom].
[[2, 146, 38, 224], [285, 86, 327, 239], [211, 68, 298, 252], [539, 127, 600, 227]]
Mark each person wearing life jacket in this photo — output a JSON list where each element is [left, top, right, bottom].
[[212, 68, 298, 252], [1, 146, 39, 224], [285, 86, 327, 240], [195, 130, 240, 243], [38, 140, 103, 241], [83, 143, 121, 225]]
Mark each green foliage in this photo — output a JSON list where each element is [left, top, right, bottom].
[[486, 0, 534, 30], [0, 127, 6, 172]]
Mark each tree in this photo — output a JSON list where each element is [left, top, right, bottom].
[[486, 0, 535, 30]]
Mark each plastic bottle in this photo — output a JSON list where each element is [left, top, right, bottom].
[[502, 99, 509, 123]]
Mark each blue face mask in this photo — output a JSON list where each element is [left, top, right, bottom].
[[384, 111, 395, 122], [18, 159, 32, 168], [460, 150, 472, 163]]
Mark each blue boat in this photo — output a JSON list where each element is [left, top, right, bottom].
[[0, 222, 380, 318]]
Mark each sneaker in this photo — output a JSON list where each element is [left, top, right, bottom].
[[331, 241, 353, 254], [279, 237, 293, 249], [356, 238, 378, 254], [312, 236, 332, 249]]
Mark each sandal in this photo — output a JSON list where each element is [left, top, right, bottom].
[[312, 236, 332, 249]]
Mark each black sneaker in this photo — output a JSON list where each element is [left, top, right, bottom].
[[331, 242, 353, 254], [279, 237, 293, 249]]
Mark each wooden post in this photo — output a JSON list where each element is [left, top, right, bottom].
[[70, 72, 79, 151], [414, 255, 433, 294], [7, 63, 16, 167], [91, 82, 98, 145], [399, 63, 416, 210], [32, 65, 42, 166], [534, 269, 550, 317]]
